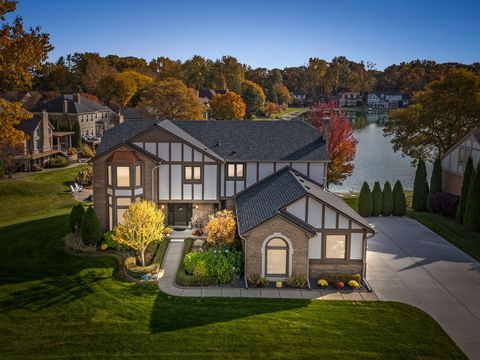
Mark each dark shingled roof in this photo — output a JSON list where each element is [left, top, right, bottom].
[[235, 167, 375, 235], [31, 94, 112, 114], [97, 119, 328, 162], [473, 131, 480, 143], [15, 115, 41, 134]]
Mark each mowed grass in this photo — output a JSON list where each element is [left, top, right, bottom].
[[0, 169, 466, 359]]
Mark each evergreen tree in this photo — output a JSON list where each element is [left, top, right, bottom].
[[382, 181, 393, 216], [393, 180, 407, 216], [81, 206, 101, 245], [72, 121, 81, 149], [69, 204, 85, 233], [464, 165, 480, 231], [412, 159, 428, 211], [358, 181, 372, 217], [456, 157, 474, 223], [427, 158, 442, 212], [371, 181, 382, 217]]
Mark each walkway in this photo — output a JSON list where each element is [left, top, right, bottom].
[[367, 217, 480, 360], [157, 240, 378, 300]]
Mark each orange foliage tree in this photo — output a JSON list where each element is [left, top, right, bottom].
[[204, 210, 237, 246], [210, 91, 246, 119], [310, 101, 357, 185]]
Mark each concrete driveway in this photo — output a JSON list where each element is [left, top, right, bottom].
[[367, 217, 480, 360]]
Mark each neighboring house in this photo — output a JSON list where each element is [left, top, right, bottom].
[[0, 91, 43, 110], [196, 89, 228, 119], [384, 91, 405, 108], [338, 91, 361, 107], [92, 119, 374, 280], [367, 92, 409, 109], [291, 92, 306, 105], [14, 110, 74, 170], [441, 131, 480, 196], [367, 93, 386, 108], [31, 94, 118, 138]]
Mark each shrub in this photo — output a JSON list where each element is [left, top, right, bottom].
[[81, 206, 101, 246], [464, 166, 480, 231], [81, 144, 96, 158], [427, 158, 443, 212], [431, 192, 459, 218], [100, 243, 108, 251], [358, 182, 372, 217], [48, 157, 68, 168], [103, 230, 131, 251], [371, 181, 382, 216], [176, 239, 217, 286], [393, 180, 407, 216], [67, 147, 77, 155], [413, 159, 428, 211], [204, 210, 237, 246], [64, 232, 96, 253], [456, 157, 474, 223], [286, 274, 308, 289], [351, 274, 362, 284], [191, 210, 211, 231], [317, 279, 328, 287], [275, 281, 283, 288], [247, 273, 260, 286], [264, 102, 283, 117], [75, 167, 93, 187], [124, 239, 169, 279], [334, 280, 345, 289], [256, 277, 268, 287], [69, 204, 85, 233], [348, 280, 360, 289], [163, 227, 173, 236], [382, 181, 393, 216]]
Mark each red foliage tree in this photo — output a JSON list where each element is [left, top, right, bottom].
[[310, 101, 357, 185], [79, 92, 102, 104]]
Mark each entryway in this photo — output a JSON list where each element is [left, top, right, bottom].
[[167, 203, 192, 226]]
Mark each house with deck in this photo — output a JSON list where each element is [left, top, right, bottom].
[[92, 119, 374, 280]]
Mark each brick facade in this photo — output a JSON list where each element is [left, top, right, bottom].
[[443, 170, 463, 196], [309, 260, 362, 278]]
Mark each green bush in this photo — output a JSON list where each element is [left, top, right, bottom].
[[69, 204, 85, 233], [247, 274, 268, 287], [81, 144, 96, 158], [176, 239, 218, 287], [382, 181, 393, 216], [427, 158, 442, 212], [48, 157, 68, 168], [371, 181, 382, 217], [456, 157, 474, 224], [413, 159, 428, 211], [393, 180, 407, 216], [464, 166, 480, 231], [358, 181, 372, 217], [103, 231, 131, 251], [286, 274, 308, 289], [80, 206, 101, 246]]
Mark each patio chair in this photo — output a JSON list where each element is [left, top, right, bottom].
[[70, 185, 77, 193], [75, 183, 83, 192]]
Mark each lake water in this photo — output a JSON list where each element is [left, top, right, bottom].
[[326, 110, 432, 193]]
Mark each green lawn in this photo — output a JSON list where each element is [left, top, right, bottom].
[[254, 106, 307, 120], [0, 169, 466, 359]]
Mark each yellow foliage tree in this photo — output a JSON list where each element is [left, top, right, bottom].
[[112, 200, 165, 266], [97, 73, 137, 108], [204, 210, 237, 246], [274, 83, 293, 105], [0, 99, 32, 176], [210, 92, 246, 120], [139, 78, 205, 120]]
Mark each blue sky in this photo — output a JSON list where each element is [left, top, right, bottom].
[[15, 0, 480, 70]]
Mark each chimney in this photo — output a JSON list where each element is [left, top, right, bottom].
[[322, 116, 330, 147], [73, 93, 80, 103], [63, 99, 68, 114], [117, 112, 124, 125], [41, 110, 51, 151]]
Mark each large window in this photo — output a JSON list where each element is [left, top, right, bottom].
[[227, 163, 244, 179], [116, 166, 130, 187], [107, 166, 112, 186], [265, 238, 288, 276], [184, 165, 201, 182], [135, 165, 142, 187], [325, 234, 346, 259]]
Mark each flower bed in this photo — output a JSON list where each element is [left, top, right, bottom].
[[124, 239, 170, 280]]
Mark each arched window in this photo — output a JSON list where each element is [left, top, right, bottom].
[[265, 238, 289, 277]]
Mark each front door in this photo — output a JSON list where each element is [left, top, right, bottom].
[[168, 203, 192, 226]]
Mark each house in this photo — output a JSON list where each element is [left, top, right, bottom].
[[338, 91, 361, 107], [14, 110, 74, 170], [367, 92, 409, 109], [291, 92, 306, 105], [31, 94, 118, 138], [441, 131, 480, 195], [92, 119, 374, 280], [196, 89, 228, 119], [0, 91, 44, 110], [367, 93, 386, 109]]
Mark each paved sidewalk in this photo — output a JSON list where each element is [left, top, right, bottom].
[[157, 240, 378, 301], [368, 217, 480, 360]]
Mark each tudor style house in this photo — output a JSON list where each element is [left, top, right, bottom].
[[93, 119, 374, 280], [441, 131, 480, 196]]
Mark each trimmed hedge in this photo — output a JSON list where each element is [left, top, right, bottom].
[[382, 181, 393, 216], [371, 181, 382, 217], [80, 206, 101, 246], [464, 166, 480, 231], [431, 192, 459, 218], [456, 157, 474, 223], [392, 180, 407, 216], [413, 159, 428, 211], [358, 182, 372, 217], [69, 204, 85, 233], [125, 239, 170, 278], [427, 158, 442, 212], [48, 157, 68, 168], [176, 239, 218, 287]]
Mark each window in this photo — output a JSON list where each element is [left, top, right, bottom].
[[325, 234, 347, 259], [107, 166, 112, 186], [265, 238, 288, 276], [116, 166, 130, 187], [184, 166, 201, 181], [135, 165, 141, 187], [227, 163, 244, 179], [116, 197, 131, 206]]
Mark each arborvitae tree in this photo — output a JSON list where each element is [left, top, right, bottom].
[[464, 165, 480, 231], [371, 181, 382, 217], [358, 181, 372, 217], [413, 159, 428, 211], [72, 121, 82, 149], [81, 206, 101, 245], [456, 157, 474, 223], [427, 158, 442, 212], [69, 204, 85, 233], [382, 181, 393, 216], [393, 180, 407, 216]]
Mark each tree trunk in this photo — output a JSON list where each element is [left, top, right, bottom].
[[141, 248, 146, 267]]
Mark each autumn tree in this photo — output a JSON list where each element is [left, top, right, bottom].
[[81, 58, 114, 94], [274, 83, 293, 105], [204, 210, 237, 247], [148, 56, 183, 80], [385, 69, 480, 162], [97, 73, 137, 108], [0, 0, 53, 91], [264, 102, 282, 117], [182, 55, 213, 89], [112, 200, 165, 266], [210, 92, 246, 120], [211, 56, 245, 93], [241, 80, 265, 119], [139, 78, 205, 120], [0, 99, 32, 176], [310, 102, 357, 185]]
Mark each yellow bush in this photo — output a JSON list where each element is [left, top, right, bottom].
[[204, 210, 236, 246], [317, 279, 328, 287], [163, 227, 173, 236], [100, 243, 108, 251], [348, 280, 360, 289], [275, 281, 283, 288]]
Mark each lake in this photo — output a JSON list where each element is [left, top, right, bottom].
[[326, 110, 432, 193]]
